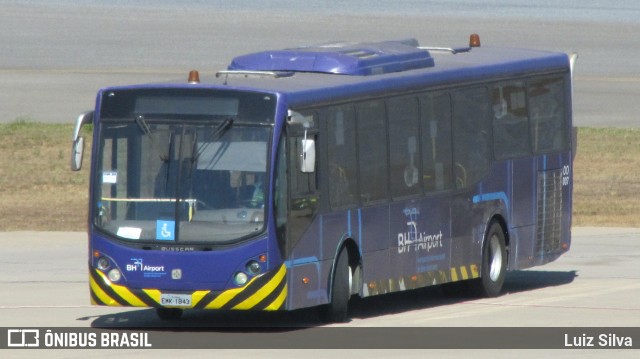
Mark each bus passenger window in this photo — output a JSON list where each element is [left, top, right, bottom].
[[453, 87, 491, 189], [325, 106, 358, 208], [356, 100, 388, 204], [420, 93, 453, 192], [387, 96, 421, 199], [529, 77, 568, 153], [492, 82, 531, 159]]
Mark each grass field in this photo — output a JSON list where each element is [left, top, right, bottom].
[[573, 128, 640, 226], [0, 121, 638, 231]]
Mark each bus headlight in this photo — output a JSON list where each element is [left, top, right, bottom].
[[246, 260, 261, 275], [97, 257, 110, 271], [108, 269, 122, 283], [234, 272, 248, 286]]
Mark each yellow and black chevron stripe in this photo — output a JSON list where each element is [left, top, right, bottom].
[[90, 264, 287, 311], [365, 264, 479, 296]]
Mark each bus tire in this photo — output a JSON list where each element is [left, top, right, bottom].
[[156, 307, 183, 321], [320, 249, 350, 323], [472, 222, 507, 298]]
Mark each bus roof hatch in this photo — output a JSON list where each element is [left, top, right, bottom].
[[228, 39, 435, 76]]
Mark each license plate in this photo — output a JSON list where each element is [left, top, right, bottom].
[[160, 293, 192, 307]]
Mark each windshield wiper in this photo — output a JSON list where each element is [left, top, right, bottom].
[[212, 117, 234, 141], [135, 115, 173, 164], [134, 115, 152, 136], [192, 118, 234, 163]]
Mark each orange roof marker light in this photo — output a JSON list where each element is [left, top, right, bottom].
[[469, 33, 481, 48], [188, 70, 200, 84]]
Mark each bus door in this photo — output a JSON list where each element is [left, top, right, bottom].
[[277, 114, 322, 309], [388, 94, 453, 290], [491, 81, 537, 268], [450, 87, 492, 270]]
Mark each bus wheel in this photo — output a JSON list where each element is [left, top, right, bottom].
[[472, 222, 507, 297], [320, 249, 350, 323], [156, 308, 183, 321]]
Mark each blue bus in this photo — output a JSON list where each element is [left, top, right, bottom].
[[71, 34, 575, 322]]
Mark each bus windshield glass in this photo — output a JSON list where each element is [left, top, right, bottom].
[[94, 89, 275, 244]]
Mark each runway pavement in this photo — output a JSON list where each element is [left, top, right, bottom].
[[0, 228, 639, 358], [1, 2, 639, 127]]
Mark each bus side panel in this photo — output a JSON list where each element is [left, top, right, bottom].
[[450, 192, 484, 275], [287, 204, 395, 309], [510, 153, 574, 270], [511, 158, 537, 227], [532, 151, 572, 266], [286, 207, 379, 310], [358, 205, 391, 296], [387, 196, 452, 292], [510, 225, 537, 270], [509, 157, 538, 269], [321, 207, 393, 299], [286, 214, 329, 310]]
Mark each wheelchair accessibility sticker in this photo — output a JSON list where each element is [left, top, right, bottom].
[[156, 220, 175, 241]]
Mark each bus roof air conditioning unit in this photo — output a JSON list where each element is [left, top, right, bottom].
[[228, 39, 435, 76]]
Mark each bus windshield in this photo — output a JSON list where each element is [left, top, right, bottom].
[[94, 89, 275, 244]]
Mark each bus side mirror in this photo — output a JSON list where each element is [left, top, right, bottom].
[[300, 137, 316, 173], [71, 137, 85, 171], [289, 110, 316, 173], [71, 111, 93, 171]]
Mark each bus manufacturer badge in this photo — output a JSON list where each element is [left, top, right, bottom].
[[171, 269, 182, 280]]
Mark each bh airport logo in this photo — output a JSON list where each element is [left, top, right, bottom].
[[126, 258, 167, 278]]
